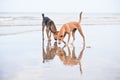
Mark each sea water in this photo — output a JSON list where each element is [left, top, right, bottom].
[[0, 12, 120, 80]]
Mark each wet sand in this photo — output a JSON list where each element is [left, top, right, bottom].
[[0, 25, 120, 80]]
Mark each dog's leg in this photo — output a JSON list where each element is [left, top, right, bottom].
[[72, 32, 75, 41], [46, 27, 51, 41], [42, 21, 45, 40], [72, 29, 76, 44], [77, 25, 85, 44], [50, 31, 51, 40], [71, 32, 75, 45], [67, 33, 71, 45]]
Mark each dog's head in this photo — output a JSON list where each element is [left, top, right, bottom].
[[53, 31, 59, 40], [57, 32, 64, 44]]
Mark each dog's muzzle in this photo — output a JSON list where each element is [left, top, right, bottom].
[[54, 38, 57, 40]]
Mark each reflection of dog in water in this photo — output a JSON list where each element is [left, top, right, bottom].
[[42, 41, 58, 63], [57, 44, 85, 74], [42, 40, 85, 74]]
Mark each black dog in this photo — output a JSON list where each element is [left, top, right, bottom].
[[42, 13, 58, 41]]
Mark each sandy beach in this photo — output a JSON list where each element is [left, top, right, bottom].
[[0, 13, 120, 80]]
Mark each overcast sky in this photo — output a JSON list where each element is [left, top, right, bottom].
[[0, 0, 120, 13]]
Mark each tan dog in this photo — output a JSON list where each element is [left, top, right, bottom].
[[57, 12, 85, 45]]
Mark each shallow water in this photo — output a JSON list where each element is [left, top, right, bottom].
[[0, 25, 120, 80]]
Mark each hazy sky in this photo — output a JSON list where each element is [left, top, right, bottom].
[[0, 0, 120, 13]]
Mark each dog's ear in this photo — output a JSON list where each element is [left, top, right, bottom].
[[55, 31, 59, 34]]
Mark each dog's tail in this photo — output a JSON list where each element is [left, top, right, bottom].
[[42, 13, 44, 19], [79, 12, 83, 23]]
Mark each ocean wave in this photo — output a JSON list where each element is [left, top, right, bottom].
[[0, 13, 120, 26]]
